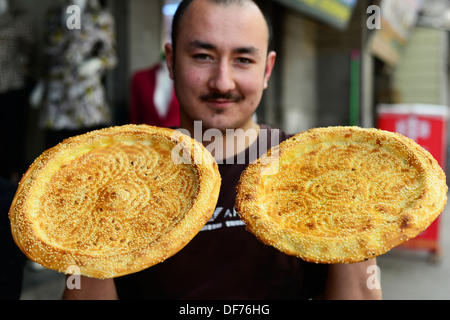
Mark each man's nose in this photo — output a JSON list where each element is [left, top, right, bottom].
[[208, 61, 236, 93]]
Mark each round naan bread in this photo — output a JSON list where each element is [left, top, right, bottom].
[[236, 126, 447, 263], [9, 125, 221, 278]]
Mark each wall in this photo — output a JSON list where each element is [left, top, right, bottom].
[[128, 0, 162, 74], [392, 27, 448, 106], [281, 12, 318, 134], [315, 1, 367, 128]]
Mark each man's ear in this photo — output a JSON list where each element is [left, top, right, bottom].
[[164, 43, 175, 80], [263, 51, 276, 89]]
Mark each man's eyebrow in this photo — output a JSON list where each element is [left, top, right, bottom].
[[233, 46, 260, 55], [188, 40, 217, 51], [188, 40, 260, 56]]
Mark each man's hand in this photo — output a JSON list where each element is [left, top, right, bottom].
[[63, 276, 118, 300], [324, 259, 382, 300]]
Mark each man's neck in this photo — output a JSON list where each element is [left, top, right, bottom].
[[180, 118, 260, 162], [219, 122, 260, 161]]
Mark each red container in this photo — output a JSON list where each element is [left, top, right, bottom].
[[377, 104, 448, 256]]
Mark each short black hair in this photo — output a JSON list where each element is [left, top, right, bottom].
[[170, 0, 273, 56]]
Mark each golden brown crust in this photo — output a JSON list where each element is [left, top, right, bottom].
[[9, 125, 221, 278], [236, 126, 447, 264]]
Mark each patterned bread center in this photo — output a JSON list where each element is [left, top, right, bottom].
[[263, 141, 424, 238], [36, 138, 198, 256]]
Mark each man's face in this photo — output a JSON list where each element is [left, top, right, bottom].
[[165, 0, 276, 132]]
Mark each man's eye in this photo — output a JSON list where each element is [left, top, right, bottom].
[[193, 54, 212, 61], [235, 58, 252, 65]]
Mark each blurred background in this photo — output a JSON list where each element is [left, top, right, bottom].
[[2, 0, 450, 300]]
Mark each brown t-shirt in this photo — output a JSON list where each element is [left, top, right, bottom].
[[115, 125, 328, 299]]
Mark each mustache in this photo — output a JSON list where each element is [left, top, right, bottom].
[[200, 92, 244, 102]]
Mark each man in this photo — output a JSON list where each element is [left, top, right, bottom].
[[64, 0, 382, 300]]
